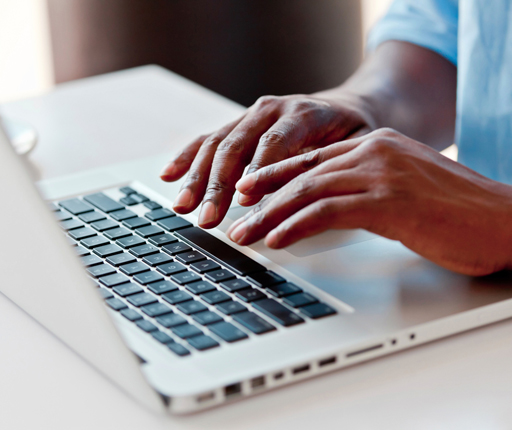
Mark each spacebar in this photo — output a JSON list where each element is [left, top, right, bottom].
[[174, 227, 266, 276]]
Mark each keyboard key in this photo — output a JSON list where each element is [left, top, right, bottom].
[[162, 242, 191, 256], [176, 300, 208, 315], [298, 303, 337, 319], [110, 209, 137, 221], [205, 269, 236, 283], [80, 254, 102, 267], [59, 198, 94, 215], [135, 225, 165, 238], [148, 234, 178, 247], [156, 313, 187, 328], [87, 264, 116, 278], [54, 210, 72, 221], [167, 342, 190, 357], [123, 217, 151, 230], [151, 330, 174, 344], [235, 288, 266, 303], [252, 298, 305, 327], [120, 186, 137, 195], [79, 211, 106, 223], [120, 308, 143, 321], [104, 227, 131, 240], [129, 243, 159, 258], [131, 193, 149, 203], [192, 311, 223, 326], [162, 290, 193, 305], [219, 279, 251, 293], [141, 302, 173, 317], [187, 334, 219, 350], [91, 219, 118, 232], [99, 273, 131, 287], [175, 227, 266, 276], [144, 201, 162, 210], [201, 290, 231, 305], [157, 216, 192, 232], [175, 251, 206, 265], [60, 219, 85, 231], [116, 235, 145, 249], [190, 260, 220, 274], [106, 253, 137, 267], [120, 196, 137, 206], [171, 271, 202, 285], [81, 235, 110, 249], [127, 292, 158, 307], [172, 324, 203, 339], [133, 271, 164, 285], [283, 293, 319, 308], [136, 319, 158, 332], [247, 271, 286, 288], [156, 261, 187, 276], [106, 298, 127, 311], [113, 283, 144, 297], [119, 262, 150, 278], [233, 312, 276, 335], [84, 192, 124, 213], [148, 280, 178, 295], [75, 246, 90, 257], [93, 244, 123, 258], [98, 288, 113, 299], [145, 208, 175, 221], [142, 253, 172, 267], [209, 322, 248, 343], [216, 301, 247, 315], [185, 280, 216, 295], [266, 282, 303, 298]]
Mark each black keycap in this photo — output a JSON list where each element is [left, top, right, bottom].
[[79, 211, 106, 223], [80, 254, 102, 267], [145, 208, 175, 221], [148, 280, 178, 295], [113, 283, 144, 297], [84, 192, 124, 213], [120, 186, 137, 195], [192, 311, 223, 326], [120, 196, 137, 206], [201, 290, 231, 305], [171, 271, 202, 285], [185, 280, 216, 295], [175, 227, 266, 276], [252, 298, 305, 327], [106, 298, 127, 311], [209, 322, 248, 343], [74, 246, 90, 256], [129, 244, 159, 258], [157, 262, 186, 276], [135, 225, 164, 238], [144, 201, 162, 210], [235, 288, 266, 303], [157, 216, 192, 232], [205, 269, 236, 283], [266, 282, 303, 298], [233, 312, 276, 335], [283, 293, 319, 308], [133, 271, 164, 285], [87, 264, 116, 278], [167, 342, 190, 357], [298, 303, 337, 319], [98, 288, 113, 299], [116, 235, 146, 249], [162, 290, 193, 305], [190, 260, 220, 274], [93, 244, 123, 258], [91, 219, 118, 232], [156, 313, 187, 328], [60, 219, 85, 231], [106, 253, 137, 267], [175, 251, 206, 265], [123, 217, 151, 229], [121, 308, 143, 321], [131, 193, 149, 203], [216, 301, 247, 315], [176, 300, 208, 315], [99, 273, 131, 287], [187, 334, 219, 350], [81, 235, 110, 249], [219, 279, 251, 293], [59, 198, 94, 215], [151, 330, 174, 344], [136, 319, 158, 332], [110, 209, 137, 221], [142, 253, 173, 267], [162, 242, 191, 256], [120, 261, 150, 276], [104, 227, 131, 240], [247, 271, 286, 288], [148, 234, 177, 247], [141, 302, 173, 317], [54, 211, 72, 221], [172, 324, 203, 339], [127, 292, 158, 307]]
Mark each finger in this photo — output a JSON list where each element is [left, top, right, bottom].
[[238, 193, 264, 206], [160, 135, 206, 182]]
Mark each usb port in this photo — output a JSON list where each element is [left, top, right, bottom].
[[224, 383, 242, 398], [292, 364, 310, 375], [319, 356, 337, 367]]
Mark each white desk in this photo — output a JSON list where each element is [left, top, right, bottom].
[[1, 66, 512, 430]]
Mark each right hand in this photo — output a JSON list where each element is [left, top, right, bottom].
[[160, 92, 374, 228]]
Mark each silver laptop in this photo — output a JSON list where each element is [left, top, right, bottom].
[[2, 117, 512, 415]]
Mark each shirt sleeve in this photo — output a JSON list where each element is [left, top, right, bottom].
[[367, 0, 459, 65]]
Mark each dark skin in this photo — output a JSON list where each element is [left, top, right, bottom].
[[161, 41, 512, 276]]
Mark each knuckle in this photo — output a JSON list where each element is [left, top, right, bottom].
[[254, 95, 280, 109], [291, 99, 319, 113], [300, 149, 322, 171], [259, 130, 287, 147], [314, 199, 334, 219], [203, 134, 224, 149], [373, 127, 401, 139], [290, 176, 316, 199], [217, 135, 245, 154], [204, 177, 230, 196], [186, 170, 203, 184]]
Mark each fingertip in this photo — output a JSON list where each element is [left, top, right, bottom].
[[236, 173, 256, 194], [160, 162, 178, 181], [265, 229, 281, 249]]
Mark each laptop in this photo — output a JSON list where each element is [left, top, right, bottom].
[[2, 116, 512, 415]]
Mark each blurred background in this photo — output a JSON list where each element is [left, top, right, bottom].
[[0, 0, 393, 105]]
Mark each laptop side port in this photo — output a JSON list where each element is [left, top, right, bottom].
[[250, 376, 265, 390], [292, 364, 311, 375], [196, 392, 215, 404], [318, 356, 337, 367], [224, 383, 242, 398], [346, 343, 384, 358], [273, 372, 284, 380]]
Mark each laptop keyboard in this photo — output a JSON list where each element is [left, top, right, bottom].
[[52, 186, 337, 357]]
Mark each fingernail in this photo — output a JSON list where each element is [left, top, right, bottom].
[[226, 217, 245, 237], [160, 162, 176, 179], [229, 221, 247, 244], [173, 188, 192, 209], [265, 229, 279, 248], [236, 174, 256, 193], [238, 193, 253, 206], [198, 201, 216, 226]]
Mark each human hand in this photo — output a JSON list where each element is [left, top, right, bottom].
[[160, 92, 373, 228], [227, 128, 512, 276]]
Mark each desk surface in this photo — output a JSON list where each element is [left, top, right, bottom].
[[1, 66, 511, 430]]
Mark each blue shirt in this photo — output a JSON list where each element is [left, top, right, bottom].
[[368, 0, 512, 183]]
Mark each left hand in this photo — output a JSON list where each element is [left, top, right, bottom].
[[226, 128, 512, 276]]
